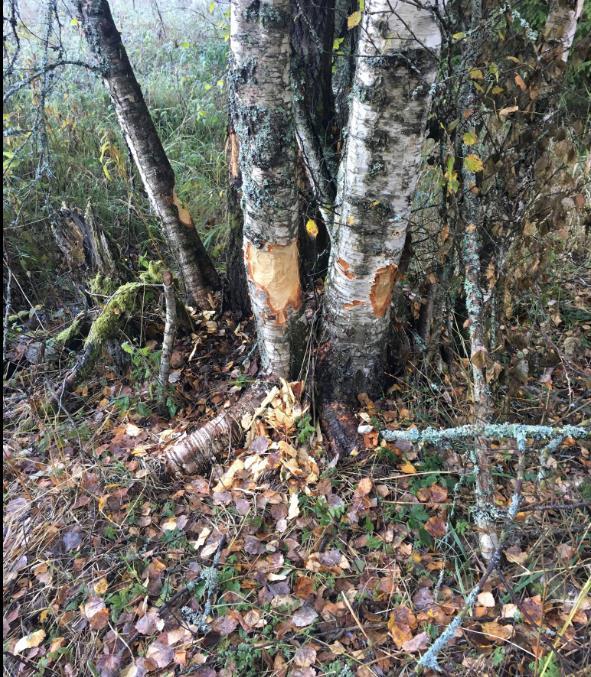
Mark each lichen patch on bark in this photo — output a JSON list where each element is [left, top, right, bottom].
[[245, 239, 302, 325], [370, 264, 398, 318]]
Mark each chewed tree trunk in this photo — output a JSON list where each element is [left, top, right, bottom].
[[77, 0, 219, 308], [229, 0, 303, 378], [321, 0, 442, 401]]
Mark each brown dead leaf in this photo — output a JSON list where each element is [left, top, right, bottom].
[[424, 516, 447, 539], [83, 597, 109, 630], [145, 639, 173, 669], [388, 606, 417, 648], [520, 596, 544, 626], [294, 645, 317, 668], [402, 631, 430, 653], [504, 545, 528, 565], [481, 621, 513, 642], [356, 477, 373, 496], [399, 461, 417, 474]]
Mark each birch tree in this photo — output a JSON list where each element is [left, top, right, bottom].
[[321, 0, 443, 401], [228, 0, 303, 378], [77, 0, 220, 309]]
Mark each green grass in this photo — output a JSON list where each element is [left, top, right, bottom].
[[3, 4, 229, 305]]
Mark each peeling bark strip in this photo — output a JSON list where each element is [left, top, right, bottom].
[[77, 0, 219, 308], [165, 381, 272, 475], [229, 0, 302, 378], [322, 0, 442, 399]]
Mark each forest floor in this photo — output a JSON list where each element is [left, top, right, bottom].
[[3, 247, 591, 677], [3, 2, 591, 676]]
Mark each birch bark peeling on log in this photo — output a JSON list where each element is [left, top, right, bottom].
[[322, 0, 443, 399], [230, 0, 302, 378]]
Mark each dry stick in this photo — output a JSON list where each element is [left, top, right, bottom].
[[417, 431, 528, 673], [158, 271, 177, 404], [3, 265, 12, 360]]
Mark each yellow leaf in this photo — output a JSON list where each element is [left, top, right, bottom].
[[399, 461, 417, 474], [469, 68, 484, 80], [98, 494, 109, 512], [14, 630, 46, 654], [93, 577, 109, 595], [499, 104, 518, 118], [452, 32, 466, 42], [347, 11, 361, 29], [464, 154, 484, 173], [305, 219, 318, 238], [70, 17, 79, 27], [463, 131, 478, 146]]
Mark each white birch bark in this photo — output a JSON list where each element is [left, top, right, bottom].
[[542, 0, 584, 62], [321, 0, 443, 399], [230, 0, 302, 378]]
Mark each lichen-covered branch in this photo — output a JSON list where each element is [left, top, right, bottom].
[[417, 432, 529, 672], [381, 423, 589, 445], [57, 282, 147, 398]]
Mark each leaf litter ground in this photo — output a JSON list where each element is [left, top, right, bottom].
[[3, 297, 591, 676]]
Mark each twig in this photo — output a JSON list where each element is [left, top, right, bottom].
[[3, 266, 13, 360], [417, 432, 528, 672], [158, 271, 177, 404]]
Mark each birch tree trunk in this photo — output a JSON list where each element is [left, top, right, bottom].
[[321, 0, 443, 400], [229, 0, 303, 378], [77, 0, 219, 309], [542, 0, 584, 62]]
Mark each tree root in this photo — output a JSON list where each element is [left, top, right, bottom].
[[319, 401, 362, 461], [165, 381, 275, 475]]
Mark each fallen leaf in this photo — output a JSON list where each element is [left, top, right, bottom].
[[477, 591, 496, 608], [356, 477, 373, 495], [288, 492, 300, 520], [294, 645, 317, 668], [93, 577, 109, 595], [402, 631, 430, 653], [291, 606, 318, 628], [399, 461, 417, 474], [504, 545, 528, 565], [145, 639, 173, 669], [424, 516, 447, 539], [135, 610, 164, 636], [212, 615, 239, 636], [14, 629, 46, 654], [481, 621, 513, 642], [83, 597, 109, 630]]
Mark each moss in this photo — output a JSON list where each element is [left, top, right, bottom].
[[84, 282, 144, 354], [89, 273, 119, 296], [51, 313, 87, 349]]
